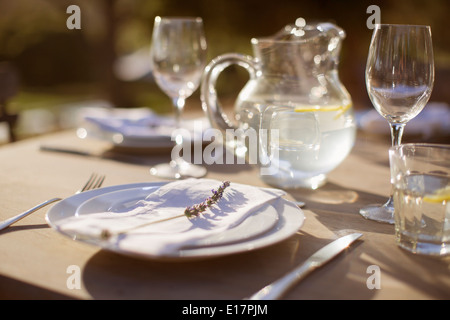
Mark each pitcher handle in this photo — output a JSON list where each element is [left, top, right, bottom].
[[201, 53, 257, 133]]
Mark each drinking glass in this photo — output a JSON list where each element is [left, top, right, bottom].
[[389, 143, 450, 256], [359, 24, 434, 224], [150, 16, 207, 179]]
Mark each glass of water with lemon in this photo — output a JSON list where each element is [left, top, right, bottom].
[[389, 144, 450, 256]]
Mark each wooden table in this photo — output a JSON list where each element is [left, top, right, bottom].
[[0, 128, 449, 301]]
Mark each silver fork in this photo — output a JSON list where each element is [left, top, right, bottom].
[[0, 173, 105, 231]]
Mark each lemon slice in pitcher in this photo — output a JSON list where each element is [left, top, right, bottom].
[[294, 103, 352, 119], [423, 185, 450, 203]]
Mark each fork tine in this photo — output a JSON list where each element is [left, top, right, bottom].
[[80, 173, 105, 192], [80, 173, 96, 192], [93, 175, 105, 189]]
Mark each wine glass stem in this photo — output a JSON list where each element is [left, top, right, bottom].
[[172, 97, 185, 129], [385, 122, 406, 210], [172, 97, 186, 169], [389, 122, 405, 147]]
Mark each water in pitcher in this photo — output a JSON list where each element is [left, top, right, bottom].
[[236, 99, 356, 189]]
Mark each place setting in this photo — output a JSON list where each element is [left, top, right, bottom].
[[17, 18, 449, 264], [1, 3, 449, 302], [45, 178, 306, 261]]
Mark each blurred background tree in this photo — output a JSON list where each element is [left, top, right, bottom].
[[0, 0, 448, 139]]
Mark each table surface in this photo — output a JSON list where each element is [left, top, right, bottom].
[[0, 124, 449, 300]]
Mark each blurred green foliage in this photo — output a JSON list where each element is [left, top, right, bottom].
[[0, 0, 449, 115]]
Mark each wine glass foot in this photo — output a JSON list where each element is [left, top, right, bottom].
[[359, 202, 394, 224], [150, 159, 207, 179]]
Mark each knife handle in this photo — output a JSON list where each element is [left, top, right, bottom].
[[248, 260, 319, 300]]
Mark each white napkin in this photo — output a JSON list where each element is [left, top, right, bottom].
[[83, 107, 209, 141], [56, 179, 286, 256]]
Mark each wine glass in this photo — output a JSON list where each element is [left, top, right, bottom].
[[150, 16, 207, 179], [360, 24, 434, 223]]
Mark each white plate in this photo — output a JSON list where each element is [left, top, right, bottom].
[[79, 122, 174, 148], [79, 115, 210, 149], [74, 187, 280, 247], [46, 182, 305, 261]]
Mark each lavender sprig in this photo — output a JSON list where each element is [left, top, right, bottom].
[[98, 181, 231, 240], [184, 181, 231, 218]]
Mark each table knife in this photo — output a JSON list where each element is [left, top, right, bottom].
[[247, 232, 363, 300], [40, 145, 92, 157]]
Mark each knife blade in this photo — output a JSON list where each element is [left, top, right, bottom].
[[40, 145, 93, 157], [247, 232, 363, 300]]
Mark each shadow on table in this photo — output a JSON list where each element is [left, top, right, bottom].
[[99, 147, 256, 175], [77, 178, 448, 299], [81, 225, 450, 299], [285, 182, 397, 237], [286, 183, 450, 299], [0, 274, 74, 299], [286, 181, 388, 215], [80, 231, 372, 300], [0, 223, 49, 235], [355, 236, 450, 299]]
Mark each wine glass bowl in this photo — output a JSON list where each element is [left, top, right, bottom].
[[150, 16, 208, 179], [359, 24, 435, 224]]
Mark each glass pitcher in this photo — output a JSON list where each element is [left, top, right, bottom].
[[201, 19, 356, 189]]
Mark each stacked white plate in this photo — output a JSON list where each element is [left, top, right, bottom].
[[77, 107, 209, 149]]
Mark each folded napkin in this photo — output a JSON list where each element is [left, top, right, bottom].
[[56, 179, 286, 256], [83, 107, 209, 141]]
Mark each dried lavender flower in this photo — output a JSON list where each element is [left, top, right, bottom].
[[97, 181, 232, 240], [184, 181, 231, 218]]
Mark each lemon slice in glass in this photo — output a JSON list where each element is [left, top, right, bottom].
[[423, 185, 450, 203], [294, 103, 352, 119]]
